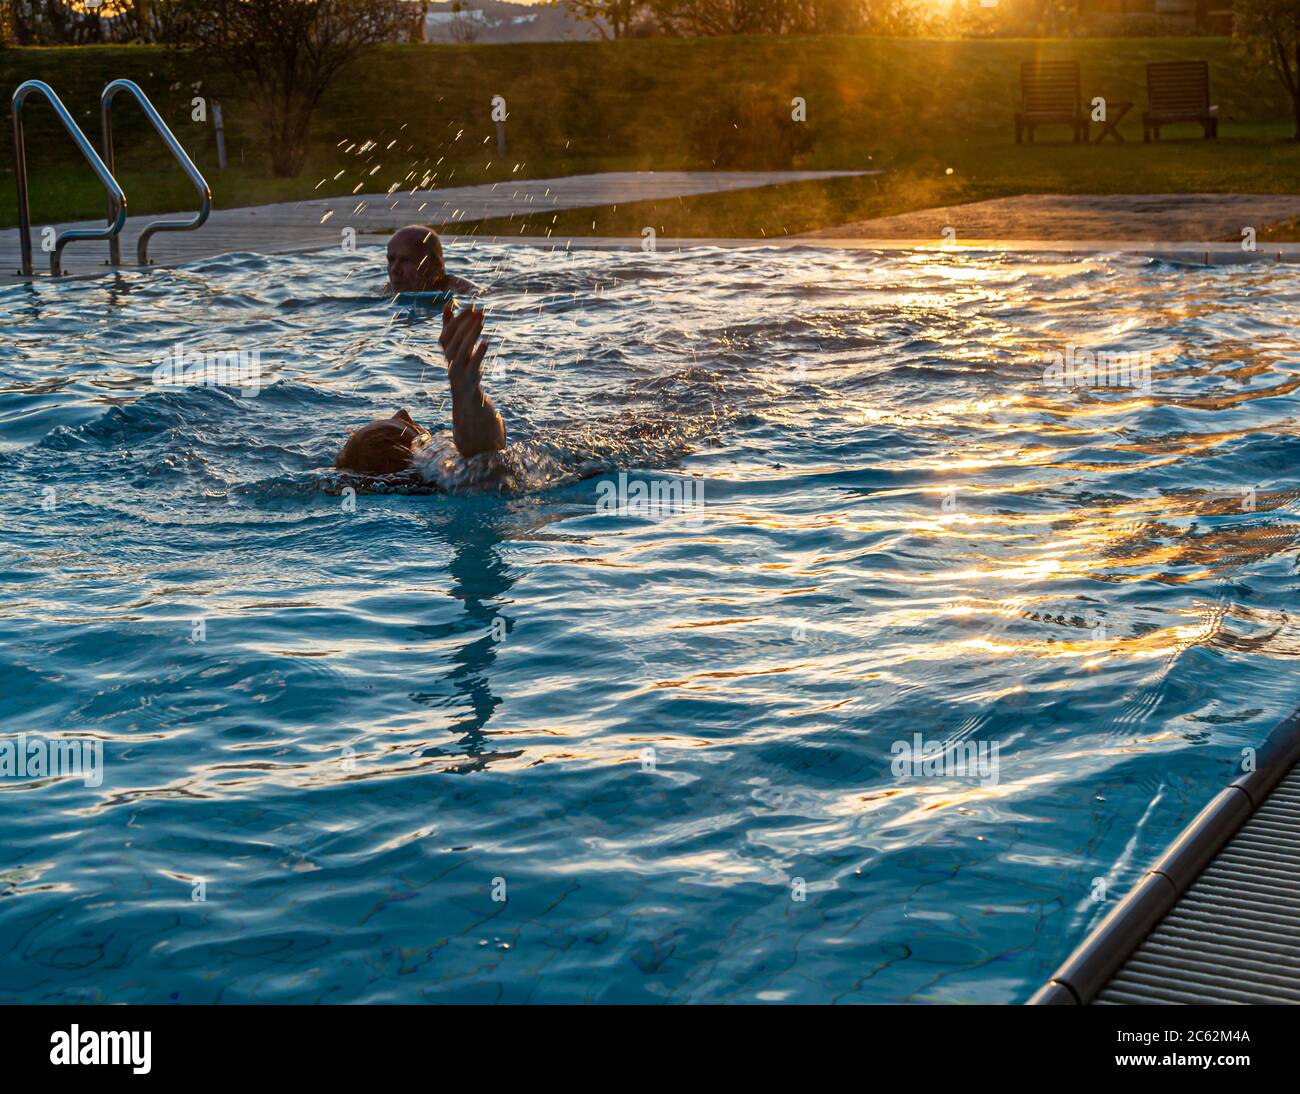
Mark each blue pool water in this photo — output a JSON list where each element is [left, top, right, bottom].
[[0, 244, 1297, 1004]]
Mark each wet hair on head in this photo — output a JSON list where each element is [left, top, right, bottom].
[[335, 412, 424, 476]]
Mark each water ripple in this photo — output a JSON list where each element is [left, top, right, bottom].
[[0, 245, 1296, 1003]]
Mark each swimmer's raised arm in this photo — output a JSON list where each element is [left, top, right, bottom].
[[442, 302, 506, 457]]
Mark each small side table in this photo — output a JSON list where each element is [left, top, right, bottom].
[[1094, 100, 1134, 143]]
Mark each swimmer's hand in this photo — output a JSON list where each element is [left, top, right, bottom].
[[442, 301, 488, 393], [442, 302, 506, 457]]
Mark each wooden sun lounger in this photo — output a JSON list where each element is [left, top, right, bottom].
[[1143, 60, 1219, 141], [1015, 61, 1088, 144]]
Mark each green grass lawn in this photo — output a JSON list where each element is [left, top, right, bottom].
[[1, 36, 1296, 235]]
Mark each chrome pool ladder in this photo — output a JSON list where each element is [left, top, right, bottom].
[[100, 79, 211, 268], [11, 78, 211, 277], [11, 80, 126, 277]]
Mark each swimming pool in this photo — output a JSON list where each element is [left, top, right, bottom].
[[0, 243, 1296, 1004]]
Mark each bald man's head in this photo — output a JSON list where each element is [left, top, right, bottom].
[[386, 225, 446, 293]]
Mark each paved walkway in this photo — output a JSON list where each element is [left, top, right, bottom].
[[1, 169, 873, 280], [798, 193, 1300, 244], [9, 180, 1298, 281]]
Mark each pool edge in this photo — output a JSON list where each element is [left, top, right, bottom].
[[6, 236, 1300, 285], [1027, 705, 1300, 1005]]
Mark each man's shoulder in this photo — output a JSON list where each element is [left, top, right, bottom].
[[444, 275, 480, 296]]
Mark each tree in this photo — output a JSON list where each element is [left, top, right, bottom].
[[125, 0, 152, 40], [561, 0, 648, 38], [444, 2, 482, 42], [643, 0, 924, 37], [649, 0, 786, 36], [5, 0, 131, 43], [781, 0, 871, 34], [1235, 0, 1300, 140], [409, 0, 428, 42], [178, 0, 405, 178]]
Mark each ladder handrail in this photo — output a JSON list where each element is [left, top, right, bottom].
[[11, 79, 127, 278], [101, 79, 211, 267]]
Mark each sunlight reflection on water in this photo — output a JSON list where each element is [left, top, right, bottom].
[[0, 245, 1296, 1002]]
